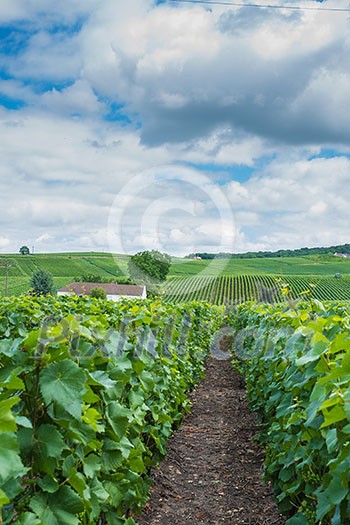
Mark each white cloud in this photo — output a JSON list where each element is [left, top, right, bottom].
[[73, 0, 350, 145], [0, 1, 349, 255], [41, 80, 103, 115], [0, 236, 10, 248], [226, 155, 350, 251], [5, 30, 82, 81], [35, 233, 53, 243]]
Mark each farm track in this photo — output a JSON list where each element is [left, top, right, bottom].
[[137, 359, 285, 525]]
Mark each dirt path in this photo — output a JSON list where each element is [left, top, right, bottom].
[[137, 359, 285, 525]]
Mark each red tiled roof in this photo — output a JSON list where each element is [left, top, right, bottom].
[[57, 282, 145, 297]]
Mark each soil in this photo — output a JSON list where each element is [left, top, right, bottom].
[[136, 359, 285, 525]]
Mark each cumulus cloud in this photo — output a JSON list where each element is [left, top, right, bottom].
[[41, 80, 104, 115], [74, 0, 350, 146], [0, 0, 349, 254], [226, 155, 350, 251]]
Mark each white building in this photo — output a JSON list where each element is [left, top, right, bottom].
[[57, 282, 147, 301]]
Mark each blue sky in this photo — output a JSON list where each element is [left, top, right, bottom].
[[0, 0, 349, 255]]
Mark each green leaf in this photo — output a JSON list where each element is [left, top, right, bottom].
[[325, 428, 338, 454], [37, 474, 59, 494], [0, 372, 25, 390], [40, 360, 86, 419], [320, 405, 346, 428], [82, 407, 102, 431], [22, 330, 40, 351], [37, 425, 67, 459], [324, 477, 348, 506], [0, 432, 26, 481], [105, 514, 137, 525], [0, 396, 20, 432], [16, 416, 33, 428], [296, 340, 328, 366], [341, 351, 350, 373], [90, 478, 109, 504], [316, 491, 332, 521], [106, 402, 132, 438], [30, 487, 84, 525], [83, 454, 101, 479], [16, 512, 42, 525], [68, 471, 88, 498], [0, 338, 22, 357], [88, 370, 116, 389], [0, 487, 10, 508], [342, 423, 350, 433]]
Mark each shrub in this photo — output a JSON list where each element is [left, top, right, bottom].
[[90, 287, 107, 299], [30, 269, 54, 295]]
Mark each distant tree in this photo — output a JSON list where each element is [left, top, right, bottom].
[[30, 269, 54, 295], [128, 250, 171, 286], [74, 274, 105, 283], [90, 287, 107, 299], [19, 246, 30, 255], [74, 274, 132, 285]]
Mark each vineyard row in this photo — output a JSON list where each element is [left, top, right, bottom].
[[164, 274, 350, 304]]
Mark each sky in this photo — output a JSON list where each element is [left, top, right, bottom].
[[0, 0, 349, 256]]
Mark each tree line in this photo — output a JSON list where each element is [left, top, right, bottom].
[[186, 243, 350, 260]]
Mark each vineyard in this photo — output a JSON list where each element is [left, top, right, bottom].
[[164, 274, 350, 304], [230, 300, 350, 524], [1, 252, 350, 298], [0, 295, 222, 525], [0, 254, 130, 296], [1, 292, 350, 523]]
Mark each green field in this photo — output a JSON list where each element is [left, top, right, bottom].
[[169, 254, 350, 276], [0, 252, 350, 299], [0, 253, 130, 295], [164, 274, 350, 304]]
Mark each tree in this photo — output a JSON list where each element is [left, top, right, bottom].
[[128, 250, 171, 287], [30, 269, 54, 295], [90, 287, 107, 299], [19, 246, 30, 255]]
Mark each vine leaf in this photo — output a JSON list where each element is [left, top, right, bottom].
[[0, 432, 26, 482], [29, 486, 83, 525], [37, 424, 67, 459], [39, 360, 86, 419], [0, 397, 20, 432]]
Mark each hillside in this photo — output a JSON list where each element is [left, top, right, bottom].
[[1, 251, 350, 297], [169, 254, 350, 277], [0, 253, 129, 296]]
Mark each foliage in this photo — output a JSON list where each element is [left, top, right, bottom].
[[0, 295, 223, 524], [29, 270, 54, 296], [74, 275, 132, 285], [90, 287, 107, 299], [128, 251, 171, 287], [19, 246, 30, 255], [228, 300, 350, 524], [186, 242, 350, 259]]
